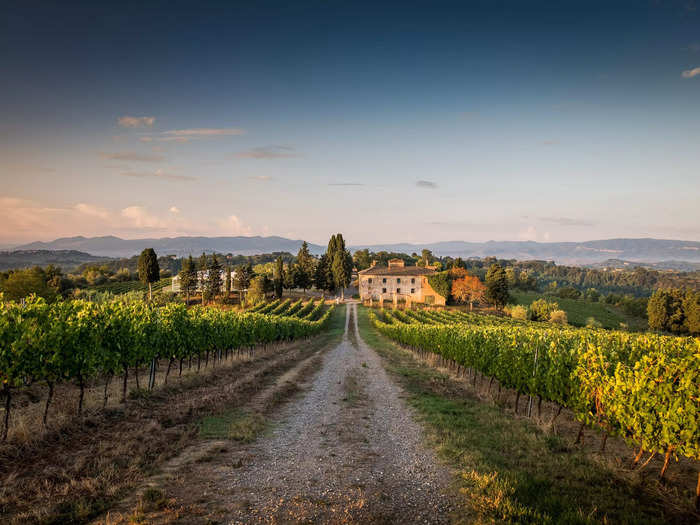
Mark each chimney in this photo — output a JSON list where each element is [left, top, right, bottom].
[[371, 259, 379, 267]]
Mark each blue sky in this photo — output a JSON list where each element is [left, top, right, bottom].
[[1, 1, 699, 245]]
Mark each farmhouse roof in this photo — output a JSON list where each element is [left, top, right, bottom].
[[358, 265, 436, 276]]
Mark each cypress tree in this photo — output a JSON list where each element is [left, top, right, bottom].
[[273, 256, 284, 299], [295, 241, 314, 294], [224, 265, 232, 302], [179, 256, 193, 305], [137, 248, 160, 301], [198, 253, 207, 304], [207, 254, 222, 302], [485, 263, 509, 309]]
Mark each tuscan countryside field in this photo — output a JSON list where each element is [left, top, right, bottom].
[[1, 2, 700, 524]]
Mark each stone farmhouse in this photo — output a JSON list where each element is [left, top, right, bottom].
[[358, 259, 446, 306], [171, 269, 235, 293]]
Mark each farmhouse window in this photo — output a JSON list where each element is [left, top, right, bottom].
[[397, 278, 401, 283], [382, 278, 387, 283], [368, 278, 373, 284], [411, 278, 415, 284], [382, 287, 387, 293], [411, 288, 415, 294], [397, 288, 401, 294]]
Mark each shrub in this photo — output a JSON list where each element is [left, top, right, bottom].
[[527, 298, 559, 322], [556, 286, 581, 299], [509, 305, 527, 320], [549, 309, 568, 325], [586, 316, 602, 328]]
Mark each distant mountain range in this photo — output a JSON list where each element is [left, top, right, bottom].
[[8, 236, 700, 266], [0, 250, 109, 271], [14, 236, 325, 259], [352, 238, 700, 265]]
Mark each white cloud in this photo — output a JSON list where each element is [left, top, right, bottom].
[[101, 151, 164, 162], [164, 128, 246, 137], [416, 180, 438, 189], [0, 198, 112, 242], [118, 116, 155, 128], [159, 136, 191, 142], [74, 203, 109, 220], [169, 206, 180, 214], [250, 175, 273, 181], [681, 67, 700, 78], [121, 206, 168, 229], [518, 225, 538, 241], [138, 136, 153, 143], [217, 214, 252, 235], [120, 169, 196, 181], [236, 146, 298, 159]]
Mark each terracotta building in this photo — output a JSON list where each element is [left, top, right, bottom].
[[357, 259, 446, 305]]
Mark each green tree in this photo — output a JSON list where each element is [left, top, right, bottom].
[[683, 290, 700, 335], [295, 241, 315, 293], [421, 249, 433, 267], [206, 254, 222, 303], [224, 265, 232, 302], [137, 248, 160, 301], [353, 249, 372, 270], [505, 267, 517, 287], [234, 263, 253, 290], [273, 256, 284, 299], [247, 275, 268, 304], [0, 267, 57, 302], [331, 250, 353, 300], [284, 263, 296, 290], [314, 253, 333, 292], [485, 263, 509, 309], [178, 256, 197, 305]]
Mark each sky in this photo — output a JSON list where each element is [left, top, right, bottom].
[[1, 0, 699, 247]]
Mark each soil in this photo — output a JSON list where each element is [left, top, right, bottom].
[[106, 303, 455, 524]]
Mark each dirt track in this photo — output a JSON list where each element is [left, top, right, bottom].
[[126, 302, 454, 524]]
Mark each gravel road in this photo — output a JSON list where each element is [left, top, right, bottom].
[[224, 302, 454, 524]]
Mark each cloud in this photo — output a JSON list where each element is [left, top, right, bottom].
[[328, 182, 364, 186], [74, 203, 109, 220], [538, 216, 595, 227], [169, 206, 180, 214], [518, 225, 538, 241], [159, 136, 191, 142], [236, 145, 299, 159], [542, 139, 559, 145], [120, 169, 196, 181], [416, 180, 438, 189], [121, 206, 168, 229], [250, 175, 273, 181], [681, 67, 700, 78], [164, 128, 245, 137], [138, 136, 153, 143], [217, 214, 252, 235], [684, 42, 700, 52], [0, 197, 113, 241], [118, 116, 155, 128], [101, 151, 165, 162]]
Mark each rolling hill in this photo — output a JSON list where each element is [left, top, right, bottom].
[[9, 236, 700, 265]]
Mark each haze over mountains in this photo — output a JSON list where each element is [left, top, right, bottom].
[[10, 236, 700, 266]]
